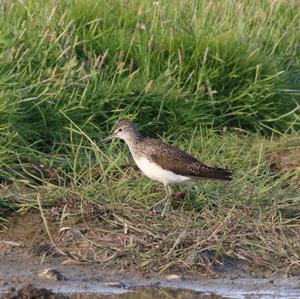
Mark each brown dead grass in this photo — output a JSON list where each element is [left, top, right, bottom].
[[1, 192, 299, 276]]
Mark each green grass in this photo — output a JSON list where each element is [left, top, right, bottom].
[[0, 0, 299, 274], [2, 131, 299, 273]]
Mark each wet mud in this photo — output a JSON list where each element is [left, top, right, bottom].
[[1, 247, 300, 299], [3, 283, 68, 299]]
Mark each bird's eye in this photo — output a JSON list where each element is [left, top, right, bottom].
[[119, 128, 123, 132]]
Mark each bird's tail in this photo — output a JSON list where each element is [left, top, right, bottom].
[[198, 167, 233, 181]]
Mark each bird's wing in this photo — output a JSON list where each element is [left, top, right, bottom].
[[146, 139, 232, 181]]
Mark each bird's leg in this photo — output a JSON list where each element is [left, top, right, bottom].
[[147, 184, 171, 213], [161, 184, 171, 217]]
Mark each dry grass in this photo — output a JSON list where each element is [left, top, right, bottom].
[[31, 185, 299, 275]]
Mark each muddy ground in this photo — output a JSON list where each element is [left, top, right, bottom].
[[1, 244, 300, 298], [1, 246, 300, 298], [1, 212, 300, 298]]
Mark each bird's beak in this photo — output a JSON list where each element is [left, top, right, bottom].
[[98, 134, 115, 145]]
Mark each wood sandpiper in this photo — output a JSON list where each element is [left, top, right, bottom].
[[104, 120, 232, 216]]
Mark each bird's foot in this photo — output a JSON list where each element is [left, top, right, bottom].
[[161, 197, 171, 217]]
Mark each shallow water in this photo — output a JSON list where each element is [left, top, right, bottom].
[[69, 288, 228, 299], [2, 280, 300, 299], [56, 281, 300, 299]]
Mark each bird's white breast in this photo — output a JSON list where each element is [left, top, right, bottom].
[[134, 157, 192, 185]]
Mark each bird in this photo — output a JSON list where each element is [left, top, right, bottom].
[[103, 120, 232, 216]]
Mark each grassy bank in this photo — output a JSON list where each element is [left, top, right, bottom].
[[0, 0, 299, 274], [1, 132, 300, 274]]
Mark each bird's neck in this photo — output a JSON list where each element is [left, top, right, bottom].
[[123, 133, 143, 152]]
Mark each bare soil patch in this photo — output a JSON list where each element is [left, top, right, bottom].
[[1, 212, 58, 248], [269, 137, 300, 175]]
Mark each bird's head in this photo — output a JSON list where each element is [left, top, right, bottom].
[[103, 120, 142, 144]]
